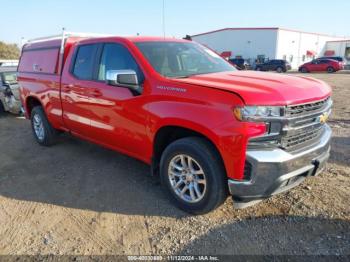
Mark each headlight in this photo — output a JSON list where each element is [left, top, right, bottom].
[[234, 106, 283, 121]]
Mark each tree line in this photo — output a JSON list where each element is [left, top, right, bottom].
[[0, 41, 20, 59]]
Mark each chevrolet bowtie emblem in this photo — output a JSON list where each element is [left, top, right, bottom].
[[319, 112, 329, 124]]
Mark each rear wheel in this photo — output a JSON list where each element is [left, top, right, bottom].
[[276, 67, 283, 73], [31, 106, 59, 146], [327, 67, 335, 73], [0, 101, 5, 115], [160, 137, 228, 215]]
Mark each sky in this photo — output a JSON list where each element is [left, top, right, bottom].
[[1, 0, 349, 45]]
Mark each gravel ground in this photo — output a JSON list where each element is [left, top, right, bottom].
[[0, 73, 349, 256]]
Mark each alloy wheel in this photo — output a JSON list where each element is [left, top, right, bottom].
[[33, 114, 45, 141], [168, 154, 207, 203]]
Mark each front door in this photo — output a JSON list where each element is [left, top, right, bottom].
[[310, 60, 322, 72], [84, 42, 149, 156]]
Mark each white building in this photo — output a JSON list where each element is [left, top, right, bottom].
[[191, 28, 346, 69], [322, 40, 350, 67]]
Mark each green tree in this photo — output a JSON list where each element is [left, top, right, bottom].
[[0, 41, 20, 59]]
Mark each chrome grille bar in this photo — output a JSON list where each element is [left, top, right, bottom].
[[281, 125, 324, 150], [285, 97, 331, 117], [249, 96, 332, 152]]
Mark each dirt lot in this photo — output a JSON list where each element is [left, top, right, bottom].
[[0, 73, 349, 256]]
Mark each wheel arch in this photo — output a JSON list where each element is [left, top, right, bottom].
[[25, 96, 43, 117], [151, 124, 226, 178]]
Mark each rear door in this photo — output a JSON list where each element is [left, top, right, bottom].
[[266, 60, 274, 71], [319, 60, 330, 71], [60, 43, 100, 137]]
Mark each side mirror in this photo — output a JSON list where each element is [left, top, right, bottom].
[[106, 70, 142, 94]]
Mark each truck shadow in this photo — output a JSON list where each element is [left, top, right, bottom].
[[177, 215, 350, 256], [0, 115, 347, 218], [330, 136, 350, 167], [0, 116, 190, 218]]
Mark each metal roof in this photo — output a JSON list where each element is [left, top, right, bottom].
[[191, 27, 345, 38]]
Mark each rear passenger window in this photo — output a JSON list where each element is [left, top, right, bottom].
[[72, 44, 98, 80], [98, 43, 144, 82]]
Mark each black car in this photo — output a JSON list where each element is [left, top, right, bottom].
[[255, 59, 292, 73], [228, 58, 251, 70]]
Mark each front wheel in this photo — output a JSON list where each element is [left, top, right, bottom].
[[300, 67, 308, 73], [160, 137, 228, 214], [31, 106, 59, 146], [276, 67, 283, 73], [327, 67, 335, 73]]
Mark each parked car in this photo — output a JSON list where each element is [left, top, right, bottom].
[[0, 60, 19, 67], [255, 59, 291, 73], [318, 56, 347, 68], [228, 58, 251, 70], [18, 33, 332, 214], [299, 59, 343, 73], [0, 67, 22, 115]]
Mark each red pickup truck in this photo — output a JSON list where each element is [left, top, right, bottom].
[[18, 33, 332, 214]]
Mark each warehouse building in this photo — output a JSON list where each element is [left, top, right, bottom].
[[322, 39, 350, 68], [191, 28, 346, 69]]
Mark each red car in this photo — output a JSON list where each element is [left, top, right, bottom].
[[299, 58, 343, 73], [18, 33, 332, 214]]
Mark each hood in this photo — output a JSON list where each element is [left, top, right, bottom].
[[172, 71, 331, 106]]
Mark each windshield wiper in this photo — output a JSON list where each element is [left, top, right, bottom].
[[173, 75, 192, 79]]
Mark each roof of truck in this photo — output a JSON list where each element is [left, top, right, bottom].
[[125, 36, 189, 42], [75, 36, 189, 44], [23, 36, 189, 49]]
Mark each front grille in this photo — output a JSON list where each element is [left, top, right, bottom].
[[281, 125, 324, 150], [248, 97, 331, 152], [285, 97, 330, 117], [280, 97, 331, 151]]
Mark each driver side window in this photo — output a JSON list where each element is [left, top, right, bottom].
[[98, 43, 144, 83]]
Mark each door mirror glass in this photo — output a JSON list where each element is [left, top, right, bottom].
[[106, 70, 142, 93]]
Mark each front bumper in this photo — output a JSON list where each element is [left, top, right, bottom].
[[228, 124, 331, 207]]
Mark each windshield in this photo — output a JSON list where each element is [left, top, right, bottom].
[[2, 72, 17, 84], [135, 41, 236, 78]]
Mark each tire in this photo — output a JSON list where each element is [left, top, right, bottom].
[[327, 67, 335, 73], [300, 67, 308, 73], [160, 137, 228, 215], [0, 101, 5, 115], [30, 106, 59, 146], [256, 67, 262, 71], [276, 67, 283, 73]]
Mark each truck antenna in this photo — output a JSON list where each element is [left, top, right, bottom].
[[162, 0, 166, 38]]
